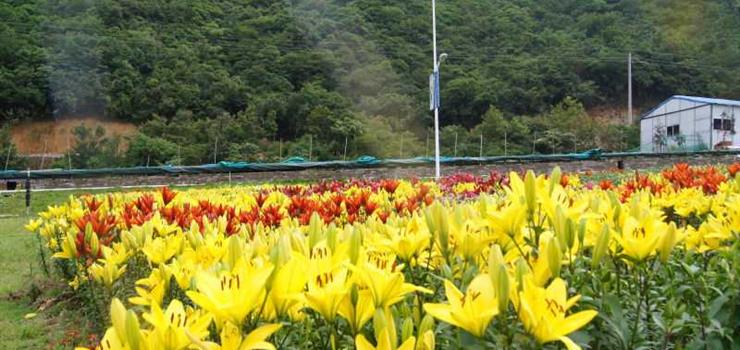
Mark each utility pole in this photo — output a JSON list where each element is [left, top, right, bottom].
[[479, 133, 483, 158], [343, 137, 348, 161], [39, 140, 48, 169], [400, 134, 404, 158], [4, 144, 11, 171], [504, 131, 508, 156], [628, 52, 633, 124], [213, 138, 218, 163], [453, 132, 458, 157], [66, 137, 72, 170], [425, 131, 429, 158], [431, 0, 446, 180]]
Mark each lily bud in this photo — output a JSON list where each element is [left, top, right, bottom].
[[142, 219, 153, 238], [88, 232, 100, 258], [412, 295, 422, 325], [110, 298, 127, 341], [495, 264, 510, 312], [308, 212, 323, 251], [487, 245, 505, 293], [125, 309, 142, 350], [487, 245, 505, 284], [349, 228, 362, 265], [592, 224, 611, 268], [217, 216, 228, 236], [424, 206, 436, 235], [552, 206, 567, 250], [373, 308, 397, 348], [122, 230, 135, 250], [84, 222, 94, 243], [373, 308, 387, 340], [270, 234, 292, 268], [659, 222, 678, 263], [65, 230, 78, 257], [524, 170, 537, 215], [546, 237, 562, 278], [549, 166, 562, 194], [419, 314, 435, 335], [441, 263, 454, 281], [435, 204, 450, 257], [514, 258, 530, 290], [417, 330, 435, 350], [187, 220, 202, 246], [287, 228, 307, 255], [401, 317, 415, 343], [577, 218, 587, 249], [326, 224, 338, 253], [565, 217, 576, 250], [226, 235, 243, 269]]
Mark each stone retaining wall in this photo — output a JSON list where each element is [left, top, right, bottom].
[[9, 152, 740, 190]]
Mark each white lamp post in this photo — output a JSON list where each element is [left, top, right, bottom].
[[431, 0, 447, 180]]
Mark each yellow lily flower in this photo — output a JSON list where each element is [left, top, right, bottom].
[[266, 256, 308, 320], [377, 220, 430, 263], [685, 215, 734, 252], [353, 251, 431, 310], [614, 216, 665, 261], [423, 274, 499, 337], [486, 202, 526, 246], [53, 229, 79, 259], [356, 308, 416, 350], [25, 219, 42, 233], [93, 298, 148, 350], [89, 260, 126, 290], [77, 327, 125, 350], [338, 288, 375, 335], [304, 267, 351, 322], [517, 278, 597, 350], [450, 212, 492, 261], [187, 321, 282, 350], [142, 235, 183, 265], [142, 299, 213, 350], [122, 220, 153, 252], [130, 267, 170, 307], [356, 335, 416, 350], [166, 258, 197, 291], [186, 261, 273, 328], [302, 242, 352, 322]]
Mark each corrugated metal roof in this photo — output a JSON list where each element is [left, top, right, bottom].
[[672, 95, 740, 107], [641, 95, 740, 119]]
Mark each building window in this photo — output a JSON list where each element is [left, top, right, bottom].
[[666, 124, 680, 137], [713, 118, 734, 131]]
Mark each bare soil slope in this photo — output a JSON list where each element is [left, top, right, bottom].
[[10, 117, 137, 155]]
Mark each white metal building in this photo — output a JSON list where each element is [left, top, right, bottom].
[[640, 95, 739, 152]]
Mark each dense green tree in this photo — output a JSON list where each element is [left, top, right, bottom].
[[69, 124, 121, 168], [1, 0, 737, 167]]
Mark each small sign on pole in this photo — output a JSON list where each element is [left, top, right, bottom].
[[429, 72, 440, 111]]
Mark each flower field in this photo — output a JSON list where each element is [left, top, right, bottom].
[[26, 163, 740, 349]]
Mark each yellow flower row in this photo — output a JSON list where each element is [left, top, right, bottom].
[[26, 167, 739, 350]]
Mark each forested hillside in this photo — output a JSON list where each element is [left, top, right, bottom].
[[2, 0, 739, 166]]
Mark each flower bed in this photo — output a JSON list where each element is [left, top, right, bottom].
[[26, 163, 739, 349]]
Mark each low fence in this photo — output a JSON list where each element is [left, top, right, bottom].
[[0, 150, 738, 190]]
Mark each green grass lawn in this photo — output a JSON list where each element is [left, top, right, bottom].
[[0, 188, 147, 349], [0, 217, 56, 348], [0, 184, 262, 348]]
